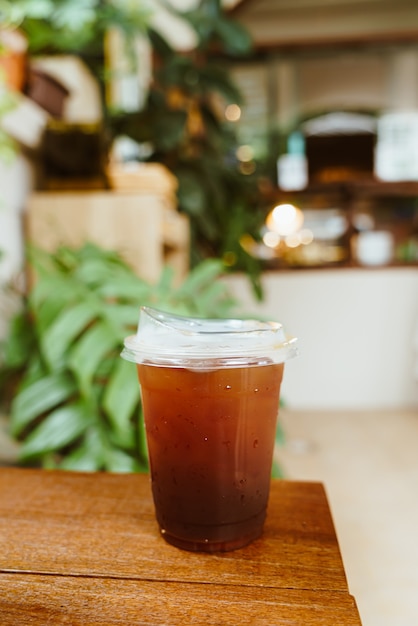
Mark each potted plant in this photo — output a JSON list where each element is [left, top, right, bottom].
[[0, 243, 241, 472]]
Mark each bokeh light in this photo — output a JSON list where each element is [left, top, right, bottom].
[[225, 104, 241, 122], [266, 203, 304, 236], [236, 145, 253, 162], [263, 231, 281, 248]]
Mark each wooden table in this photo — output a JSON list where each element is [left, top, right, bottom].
[[0, 468, 362, 625]]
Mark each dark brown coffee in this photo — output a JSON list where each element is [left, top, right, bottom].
[[137, 361, 284, 552]]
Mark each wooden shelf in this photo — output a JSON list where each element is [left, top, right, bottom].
[[275, 178, 418, 199], [262, 177, 418, 269], [344, 179, 418, 197]]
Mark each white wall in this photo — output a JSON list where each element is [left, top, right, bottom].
[[0, 154, 33, 344], [224, 268, 418, 410], [0, 154, 33, 285]]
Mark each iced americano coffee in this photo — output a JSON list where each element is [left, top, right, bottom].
[[122, 307, 297, 553]]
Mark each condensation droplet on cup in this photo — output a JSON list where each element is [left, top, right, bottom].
[[224, 385, 231, 390]]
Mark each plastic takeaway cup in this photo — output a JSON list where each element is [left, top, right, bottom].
[[121, 307, 298, 553]]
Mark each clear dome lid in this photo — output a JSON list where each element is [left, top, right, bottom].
[[121, 307, 298, 369]]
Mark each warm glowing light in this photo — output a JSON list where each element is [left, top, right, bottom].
[[239, 161, 256, 175], [222, 250, 237, 266], [236, 145, 253, 162], [239, 234, 254, 254], [225, 104, 241, 122], [266, 203, 304, 236], [285, 233, 301, 248], [299, 228, 314, 245], [263, 231, 280, 248]]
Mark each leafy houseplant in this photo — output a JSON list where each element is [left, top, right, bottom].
[[0, 0, 152, 56], [0, 243, 240, 472], [2, 0, 267, 296], [108, 0, 267, 297], [0, 0, 154, 163]]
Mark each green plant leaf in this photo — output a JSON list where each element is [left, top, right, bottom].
[[176, 169, 211, 218], [59, 428, 105, 471], [101, 303, 141, 330], [19, 401, 91, 461], [105, 448, 143, 473], [68, 320, 120, 396], [33, 279, 84, 331], [155, 265, 175, 295], [41, 300, 100, 368], [192, 279, 235, 316], [154, 110, 188, 151], [175, 258, 224, 297], [97, 275, 151, 301], [1, 311, 35, 369], [199, 64, 244, 103], [16, 354, 46, 390], [137, 406, 149, 467], [103, 357, 140, 445], [214, 17, 253, 56], [74, 257, 118, 288], [32, 276, 61, 307], [10, 374, 77, 437]]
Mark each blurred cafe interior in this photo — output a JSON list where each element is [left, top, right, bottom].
[[0, 2, 417, 625]]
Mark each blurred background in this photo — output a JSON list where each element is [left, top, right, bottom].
[[0, 2, 417, 625]]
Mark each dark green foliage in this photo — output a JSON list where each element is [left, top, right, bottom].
[[3, 0, 267, 297], [109, 0, 266, 298], [0, 0, 151, 55]]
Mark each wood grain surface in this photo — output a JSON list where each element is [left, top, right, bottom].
[[0, 468, 362, 625]]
